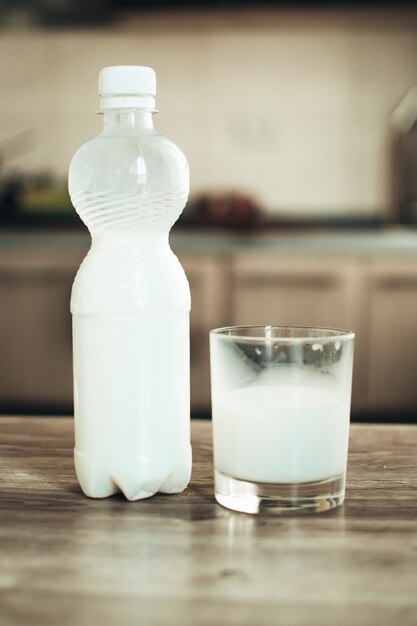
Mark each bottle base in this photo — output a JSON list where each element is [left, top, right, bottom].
[[74, 447, 192, 501]]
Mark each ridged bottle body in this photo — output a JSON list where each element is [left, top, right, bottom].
[[68, 112, 191, 500]]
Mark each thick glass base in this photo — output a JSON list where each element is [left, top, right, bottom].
[[214, 470, 345, 514]]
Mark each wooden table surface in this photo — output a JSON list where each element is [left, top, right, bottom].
[[0, 418, 416, 626]]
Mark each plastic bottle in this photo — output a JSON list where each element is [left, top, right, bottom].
[[68, 66, 191, 500]]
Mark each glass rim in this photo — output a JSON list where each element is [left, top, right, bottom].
[[209, 325, 355, 343]]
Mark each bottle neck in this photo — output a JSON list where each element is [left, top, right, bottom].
[[102, 109, 154, 132]]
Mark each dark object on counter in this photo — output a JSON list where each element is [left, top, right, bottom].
[[391, 87, 417, 226], [400, 123, 417, 224], [193, 191, 260, 229], [0, 171, 80, 228], [0, 174, 23, 221]]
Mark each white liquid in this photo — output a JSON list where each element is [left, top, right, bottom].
[[73, 314, 191, 500], [213, 381, 350, 484], [70, 235, 192, 501]]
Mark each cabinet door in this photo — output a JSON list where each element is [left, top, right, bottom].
[[231, 252, 369, 411], [368, 257, 417, 411], [178, 253, 229, 412], [0, 250, 82, 410]]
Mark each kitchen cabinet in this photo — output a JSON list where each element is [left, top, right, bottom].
[[0, 249, 83, 409], [178, 253, 230, 411], [232, 253, 354, 326], [368, 256, 417, 411], [231, 252, 370, 411]]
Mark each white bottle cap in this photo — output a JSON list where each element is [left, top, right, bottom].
[[98, 66, 156, 111]]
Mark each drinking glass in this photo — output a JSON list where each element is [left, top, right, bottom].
[[210, 326, 355, 514]]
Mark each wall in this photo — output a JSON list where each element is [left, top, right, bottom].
[[0, 8, 416, 217]]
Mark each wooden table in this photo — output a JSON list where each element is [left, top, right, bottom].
[[0, 418, 416, 626]]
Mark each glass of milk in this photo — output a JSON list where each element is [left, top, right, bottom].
[[210, 326, 355, 514]]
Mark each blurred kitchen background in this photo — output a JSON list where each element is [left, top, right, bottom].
[[0, 1, 417, 420]]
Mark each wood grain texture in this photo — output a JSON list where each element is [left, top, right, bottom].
[[0, 418, 416, 626]]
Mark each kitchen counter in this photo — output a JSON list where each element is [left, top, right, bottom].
[[1, 226, 417, 256], [0, 418, 416, 626]]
